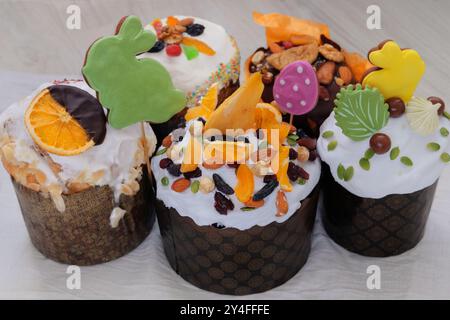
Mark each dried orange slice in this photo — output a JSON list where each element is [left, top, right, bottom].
[[235, 164, 254, 203], [25, 86, 107, 156], [185, 83, 219, 121]]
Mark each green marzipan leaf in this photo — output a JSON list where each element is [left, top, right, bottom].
[[400, 156, 413, 167], [364, 148, 375, 159], [359, 158, 370, 171], [334, 84, 389, 141], [441, 152, 450, 163], [427, 142, 441, 152], [328, 140, 338, 151], [390, 147, 400, 160], [322, 130, 334, 139], [344, 166, 354, 181], [337, 164, 345, 180]]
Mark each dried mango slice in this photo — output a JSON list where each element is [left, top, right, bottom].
[[182, 37, 216, 56], [275, 146, 292, 192], [205, 72, 264, 132], [235, 164, 254, 203], [25, 86, 106, 156], [167, 16, 179, 26]]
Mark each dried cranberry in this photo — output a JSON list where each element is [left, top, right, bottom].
[[287, 162, 300, 182], [263, 174, 277, 183], [159, 158, 173, 169], [289, 148, 298, 160], [186, 23, 205, 36], [298, 167, 310, 180], [166, 44, 182, 56], [149, 40, 165, 53], [212, 173, 234, 195], [167, 163, 181, 177], [183, 167, 202, 179], [253, 180, 279, 201], [309, 150, 318, 161]]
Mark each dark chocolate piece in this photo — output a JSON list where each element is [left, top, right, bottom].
[[48, 85, 107, 145]]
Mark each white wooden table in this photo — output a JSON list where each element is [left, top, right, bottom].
[[1, 0, 450, 299]]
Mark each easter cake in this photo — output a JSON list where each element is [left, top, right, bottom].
[[142, 15, 241, 142], [0, 80, 157, 265], [246, 12, 371, 138], [317, 40, 449, 257], [152, 73, 321, 295]]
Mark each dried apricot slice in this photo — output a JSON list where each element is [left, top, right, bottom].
[[181, 136, 202, 173], [182, 37, 216, 56], [205, 72, 264, 132], [25, 86, 106, 156], [234, 164, 254, 203], [275, 146, 292, 192]]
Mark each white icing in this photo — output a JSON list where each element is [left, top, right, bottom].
[[110, 207, 127, 228], [0, 80, 157, 203], [141, 16, 238, 101], [151, 124, 321, 231], [318, 111, 450, 198]]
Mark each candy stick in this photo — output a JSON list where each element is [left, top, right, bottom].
[[140, 121, 153, 181]]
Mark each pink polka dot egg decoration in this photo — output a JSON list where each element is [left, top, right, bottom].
[[273, 60, 319, 115]]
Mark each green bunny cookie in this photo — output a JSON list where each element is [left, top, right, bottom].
[[83, 15, 186, 129]]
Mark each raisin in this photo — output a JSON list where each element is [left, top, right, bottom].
[[263, 174, 277, 183], [298, 167, 310, 180], [287, 162, 300, 182], [167, 163, 181, 177], [289, 148, 298, 160], [253, 180, 279, 201], [212, 222, 225, 229], [212, 173, 234, 195], [149, 40, 165, 53], [186, 23, 205, 36], [159, 158, 173, 169], [183, 167, 202, 179], [227, 163, 239, 169], [214, 192, 234, 215]]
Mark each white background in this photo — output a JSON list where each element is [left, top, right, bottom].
[[1, 0, 450, 299]]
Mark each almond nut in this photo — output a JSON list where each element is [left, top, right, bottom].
[[276, 190, 288, 217], [317, 61, 336, 85], [199, 176, 215, 193], [179, 18, 194, 26], [162, 135, 173, 148], [297, 146, 310, 162], [251, 51, 265, 65], [338, 66, 353, 85], [171, 178, 191, 193]]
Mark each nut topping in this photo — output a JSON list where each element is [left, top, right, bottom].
[[318, 43, 344, 63]]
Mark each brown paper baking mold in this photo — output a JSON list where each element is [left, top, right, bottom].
[[321, 164, 437, 257], [156, 187, 319, 295], [12, 169, 155, 266]]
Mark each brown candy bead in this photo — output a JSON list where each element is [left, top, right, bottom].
[[370, 133, 391, 155], [262, 72, 274, 85], [386, 97, 405, 118], [427, 96, 445, 115]]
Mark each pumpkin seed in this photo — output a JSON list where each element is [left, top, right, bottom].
[[400, 156, 413, 167], [440, 127, 449, 137], [337, 164, 345, 180], [190, 180, 200, 193], [322, 130, 334, 139], [161, 176, 169, 186], [441, 152, 450, 163], [359, 158, 370, 171], [390, 147, 400, 160], [327, 140, 338, 151], [364, 148, 375, 160], [343, 166, 354, 181], [156, 148, 167, 156]]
